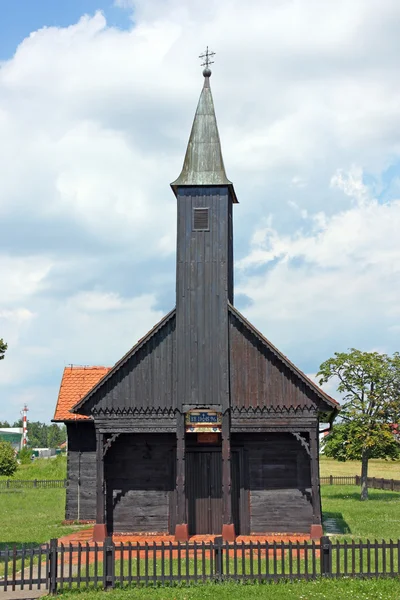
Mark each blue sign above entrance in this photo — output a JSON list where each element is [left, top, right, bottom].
[[185, 410, 222, 433]]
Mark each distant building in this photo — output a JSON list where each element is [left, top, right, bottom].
[[0, 428, 23, 451]]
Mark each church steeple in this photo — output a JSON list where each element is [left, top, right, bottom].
[[174, 54, 235, 413], [171, 65, 238, 203]]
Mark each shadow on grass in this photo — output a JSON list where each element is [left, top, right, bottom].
[[322, 512, 351, 534]]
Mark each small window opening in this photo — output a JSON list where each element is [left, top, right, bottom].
[[193, 208, 209, 231]]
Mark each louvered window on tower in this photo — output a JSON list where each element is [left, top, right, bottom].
[[193, 208, 210, 231]]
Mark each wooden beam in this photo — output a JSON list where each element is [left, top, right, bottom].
[[309, 426, 322, 525], [175, 412, 186, 526], [221, 411, 235, 539], [93, 430, 107, 542], [96, 430, 106, 525]]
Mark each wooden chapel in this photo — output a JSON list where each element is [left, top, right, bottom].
[[53, 62, 338, 542]]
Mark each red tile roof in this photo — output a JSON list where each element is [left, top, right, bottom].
[[53, 366, 111, 422]]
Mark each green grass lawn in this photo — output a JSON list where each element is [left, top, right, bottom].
[[321, 485, 400, 540], [56, 578, 400, 599], [0, 488, 86, 549], [0, 454, 67, 480], [0, 484, 399, 549]]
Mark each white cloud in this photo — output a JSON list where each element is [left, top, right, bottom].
[[1, 0, 400, 421], [237, 168, 400, 365]]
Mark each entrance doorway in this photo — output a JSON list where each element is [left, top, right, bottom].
[[186, 449, 240, 535]]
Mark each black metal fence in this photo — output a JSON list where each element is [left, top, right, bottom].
[[1, 537, 399, 592], [0, 479, 67, 489], [1, 476, 398, 491], [320, 475, 400, 491]]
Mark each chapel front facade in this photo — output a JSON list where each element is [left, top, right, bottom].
[[54, 66, 338, 541]]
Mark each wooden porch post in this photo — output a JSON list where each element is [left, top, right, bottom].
[[93, 430, 107, 542], [175, 411, 188, 541], [221, 410, 235, 541], [309, 426, 323, 539]]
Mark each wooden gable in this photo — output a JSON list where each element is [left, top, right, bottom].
[[72, 310, 176, 417], [229, 305, 338, 414]]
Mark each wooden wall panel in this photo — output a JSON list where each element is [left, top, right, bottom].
[[105, 433, 175, 533], [232, 433, 312, 533], [176, 187, 232, 411], [87, 314, 176, 414], [65, 423, 96, 521], [229, 311, 320, 410]]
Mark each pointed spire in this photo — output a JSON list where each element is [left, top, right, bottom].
[[171, 66, 238, 203]]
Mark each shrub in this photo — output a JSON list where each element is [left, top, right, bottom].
[[0, 441, 18, 476], [17, 446, 32, 465]]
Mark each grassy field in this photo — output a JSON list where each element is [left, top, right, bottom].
[[319, 456, 400, 478], [321, 485, 400, 539], [0, 454, 67, 480], [57, 578, 400, 599], [0, 488, 86, 549], [1, 485, 399, 550]]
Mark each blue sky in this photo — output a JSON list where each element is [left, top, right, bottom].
[[0, 1, 131, 59], [1, 0, 400, 424]]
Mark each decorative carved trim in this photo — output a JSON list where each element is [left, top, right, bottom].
[[92, 407, 177, 419], [231, 406, 317, 416], [291, 432, 311, 457], [103, 433, 121, 457]]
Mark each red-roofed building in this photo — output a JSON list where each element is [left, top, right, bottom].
[[55, 67, 338, 543], [54, 367, 111, 422]]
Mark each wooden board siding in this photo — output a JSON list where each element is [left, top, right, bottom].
[[176, 187, 232, 411], [65, 422, 96, 521], [105, 433, 175, 534], [83, 315, 176, 415], [229, 310, 320, 410], [232, 433, 313, 534]]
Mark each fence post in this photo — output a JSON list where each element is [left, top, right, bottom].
[[391, 479, 394, 491], [320, 536, 332, 576], [214, 537, 223, 579], [49, 538, 58, 595], [34, 479, 37, 488], [7, 479, 9, 488], [329, 475, 333, 485], [355, 475, 360, 486], [103, 536, 115, 589]]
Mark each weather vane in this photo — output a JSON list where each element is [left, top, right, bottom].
[[199, 46, 215, 75]]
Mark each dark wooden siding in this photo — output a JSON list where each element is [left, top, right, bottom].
[[105, 433, 175, 533], [229, 310, 319, 410], [65, 422, 96, 521], [86, 314, 176, 414], [233, 433, 312, 533], [176, 187, 233, 410]]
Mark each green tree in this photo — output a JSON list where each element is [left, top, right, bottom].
[[0, 338, 6, 361], [0, 441, 18, 476], [47, 424, 65, 448], [318, 349, 400, 500], [26, 421, 48, 447], [323, 421, 400, 462]]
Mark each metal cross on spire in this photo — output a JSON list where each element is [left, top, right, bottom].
[[199, 46, 215, 75]]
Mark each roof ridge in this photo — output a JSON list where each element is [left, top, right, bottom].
[[228, 303, 339, 410], [71, 308, 176, 415]]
